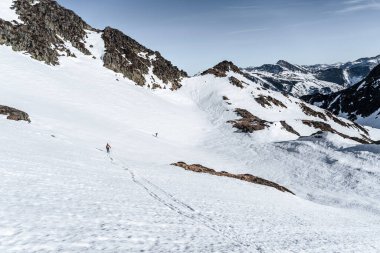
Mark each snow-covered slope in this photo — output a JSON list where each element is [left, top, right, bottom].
[[1, 1, 380, 252], [1, 45, 380, 251]]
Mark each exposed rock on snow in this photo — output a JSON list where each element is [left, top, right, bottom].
[[227, 108, 269, 133], [302, 120, 371, 144], [228, 76, 244, 88], [172, 162, 294, 194], [102, 27, 187, 90], [0, 105, 30, 122], [280, 121, 300, 136], [255, 95, 287, 109], [201, 61, 243, 77]]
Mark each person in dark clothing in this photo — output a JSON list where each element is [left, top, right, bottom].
[[106, 143, 111, 153]]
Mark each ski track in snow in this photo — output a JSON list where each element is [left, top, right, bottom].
[[109, 156, 253, 250]]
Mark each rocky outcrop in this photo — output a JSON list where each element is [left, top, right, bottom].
[[228, 76, 244, 88], [0, 105, 30, 122], [202, 61, 243, 77], [172, 162, 294, 194], [302, 120, 371, 144], [0, 0, 93, 65], [280, 121, 300, 136], [102, 27, 187, 90], [299, 103, 327, 121], [227, 108, 269, 133]]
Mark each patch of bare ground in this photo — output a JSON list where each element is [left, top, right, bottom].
[[171, 162, 295, 195]]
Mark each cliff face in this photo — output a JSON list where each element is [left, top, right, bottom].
[[0, 0, 187, 89]]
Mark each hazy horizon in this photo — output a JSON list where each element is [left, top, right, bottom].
[[58, 0, 380, 74]]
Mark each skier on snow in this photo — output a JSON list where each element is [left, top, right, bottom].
[[106, 143, 111, 153]]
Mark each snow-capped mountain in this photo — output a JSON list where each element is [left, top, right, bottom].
[[305, 55, 380, 86], [194, 61, 378, 144], [302, 64, 380, 128], [243, 60, 344, 97], [1, 1, 380, 252], [243, 55, 380, 97]]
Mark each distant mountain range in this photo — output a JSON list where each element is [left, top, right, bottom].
[[302, 64, 380, 128], [242, 56, 380, 97]]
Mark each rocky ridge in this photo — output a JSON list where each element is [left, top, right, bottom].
[[0, 0, 186, 89]]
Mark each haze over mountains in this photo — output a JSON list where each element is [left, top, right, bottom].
[[1, 1, 380, 252]]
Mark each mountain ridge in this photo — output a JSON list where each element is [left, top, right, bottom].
[[0, 0, 187, 90]]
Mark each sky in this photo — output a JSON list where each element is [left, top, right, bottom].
[[57, 0, 380, 75]]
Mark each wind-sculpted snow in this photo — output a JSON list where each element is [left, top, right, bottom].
[[1, 43, 380, 252]]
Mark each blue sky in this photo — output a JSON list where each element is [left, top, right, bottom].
[[58, 0, 380, 74]]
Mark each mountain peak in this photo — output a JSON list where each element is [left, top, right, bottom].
[[201, 60, 243, 77], [276, 60, 308, 74]]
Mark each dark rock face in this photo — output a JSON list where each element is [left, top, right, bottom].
[[315, 68, 345, 85], [0, 0, 92, 65], [201, 61, 243, 77], [302, 64, 380, 121], [171, 162, 295, 194], [0, 105, 30, 122], [102, 27, 187, 90]]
